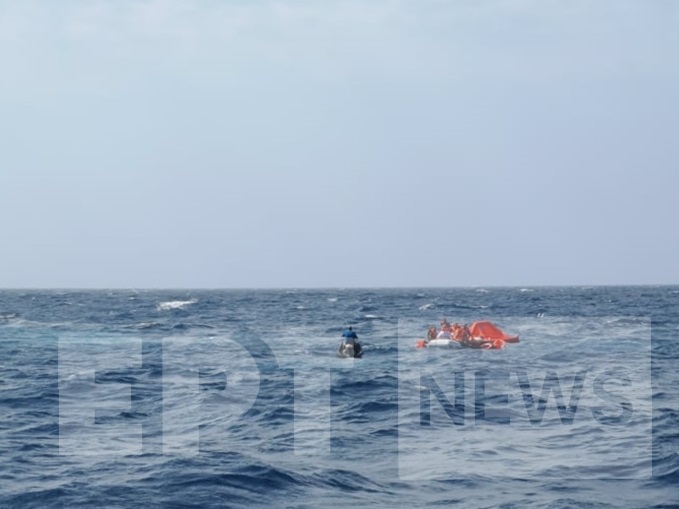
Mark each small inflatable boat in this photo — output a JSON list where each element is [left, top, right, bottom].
[[418, 338, 462, 348]]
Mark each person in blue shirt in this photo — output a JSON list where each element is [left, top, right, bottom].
[[339, 326, 362, 357], [342, 326, 358, 341]]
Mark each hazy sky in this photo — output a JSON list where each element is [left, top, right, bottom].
[[1, 0, 678, 288]]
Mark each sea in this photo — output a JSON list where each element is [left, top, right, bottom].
[[0, 287, 677, 508]]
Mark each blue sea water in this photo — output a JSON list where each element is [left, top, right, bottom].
[[0, 287, 677, 508]]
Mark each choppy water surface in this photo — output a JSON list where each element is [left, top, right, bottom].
[[1, 287, 677, 508]]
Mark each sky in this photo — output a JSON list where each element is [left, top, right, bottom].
[[1, 0, 678, 288]]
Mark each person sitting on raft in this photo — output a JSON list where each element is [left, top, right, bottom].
[[427, 326, 437, 340], [452, 323, 470, 342], [436, 323, 452, 339]]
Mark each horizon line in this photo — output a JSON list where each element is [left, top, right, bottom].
[[1, 283, 677, 291]]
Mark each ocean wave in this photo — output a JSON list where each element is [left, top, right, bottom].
[[135, 321, 162, 330], [156, 299, 198, 311], [446, 303, 492, 311], [0, 287, 677, 509], [0, 316, 28, 328]]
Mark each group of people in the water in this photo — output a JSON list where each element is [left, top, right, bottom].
[[428, 318, 472, 342], [422, 318, 503, 349], [339, 318, 513, 356]]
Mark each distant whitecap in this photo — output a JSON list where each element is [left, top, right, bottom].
[[156, 299, 198, 311], [136, 321, 161, 329]]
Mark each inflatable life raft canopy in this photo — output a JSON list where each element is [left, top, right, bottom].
[[469, 321, 519, 343]]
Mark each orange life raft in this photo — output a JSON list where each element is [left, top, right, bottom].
[[468, 321, 519, 343], [416, 321, 519, 349]]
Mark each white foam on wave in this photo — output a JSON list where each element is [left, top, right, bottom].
[[418, 303, 435, 310], [136, 321, 161, 329], [156, 299, 198, 311], [1, 317, 29, 328]]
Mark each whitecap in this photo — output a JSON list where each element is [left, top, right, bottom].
[[1, 317, 31, 328], [156, 298, 198, 311], [364, 314, 380, 319], [418, 303, 435, 310], [136, 321, 161, 329]]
